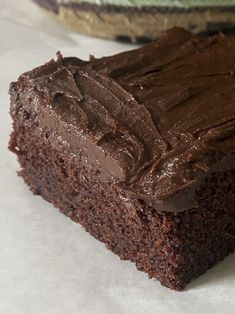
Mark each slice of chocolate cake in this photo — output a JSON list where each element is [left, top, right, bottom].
[[9, 28, 235, 290]]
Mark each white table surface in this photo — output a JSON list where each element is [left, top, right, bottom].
[[0, 1, 234, 313]]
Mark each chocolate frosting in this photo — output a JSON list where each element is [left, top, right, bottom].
[[14, 28, 235, 212]]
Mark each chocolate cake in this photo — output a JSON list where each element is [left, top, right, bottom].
[[32, 0, 235, 42], [9, 28, 235, 290]]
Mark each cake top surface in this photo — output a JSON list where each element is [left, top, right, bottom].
[[18, 28, 235, 212]]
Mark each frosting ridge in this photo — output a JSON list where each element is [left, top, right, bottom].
[[16, 28, 235, 212]]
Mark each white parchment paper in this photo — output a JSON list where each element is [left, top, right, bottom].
[[0, 1, 234, 313]]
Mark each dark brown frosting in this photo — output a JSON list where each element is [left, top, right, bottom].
[[13, 28, 235, 212]]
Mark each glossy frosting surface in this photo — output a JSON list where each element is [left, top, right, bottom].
[[18, 28, 235, 212]]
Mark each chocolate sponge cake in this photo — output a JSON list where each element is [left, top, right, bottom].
[[32, 0, 235, 42], [9, 28, 235, 290]]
